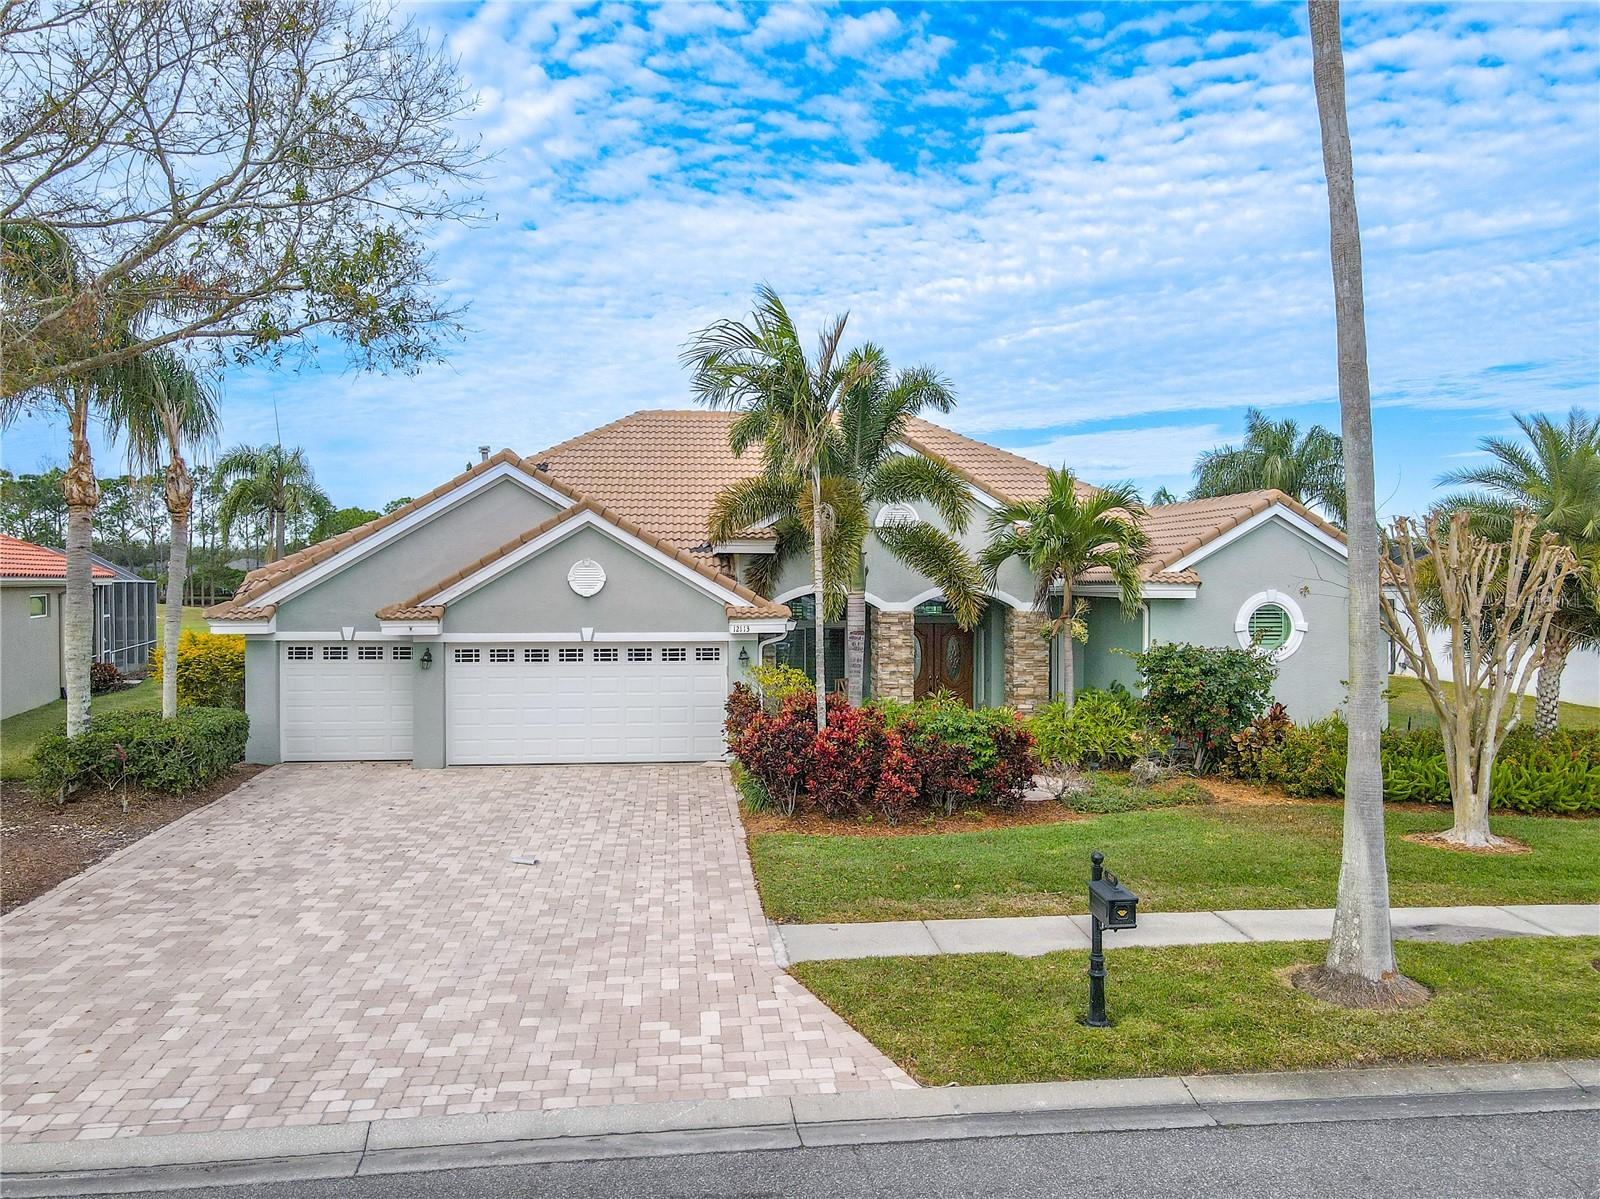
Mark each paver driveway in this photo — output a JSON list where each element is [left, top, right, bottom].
[[1, 763, 910, 1144]]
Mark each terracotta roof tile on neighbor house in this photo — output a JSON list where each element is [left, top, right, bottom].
[[207, 449, 589, 619], [375, 498, 788, 622], [0, 535, 114, 579]]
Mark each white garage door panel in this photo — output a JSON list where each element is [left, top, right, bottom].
[[280, 643, 414, 761], [446, 643, 727, 764]]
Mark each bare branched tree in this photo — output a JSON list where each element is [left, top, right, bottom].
[[1381, 511, 1574, 848], [1, 0, 482, 397]]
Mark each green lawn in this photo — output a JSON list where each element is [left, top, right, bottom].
[[0, 680, 160, 781], [155, 604, 211, 634], [1388, 674, 1599, 732], [749, 802, 1600, 923], [793, 936, 1600, 1086]]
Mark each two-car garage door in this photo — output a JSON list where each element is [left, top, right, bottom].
[[445, 642, 728, 764]]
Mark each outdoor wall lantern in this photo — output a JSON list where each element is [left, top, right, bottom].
[[737, 646, 751, 666], [1084, 850, 1138, 1028], [419, 648, 433, 671]]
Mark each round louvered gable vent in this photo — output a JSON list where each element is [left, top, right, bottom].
[[567, 559, 606, 596], [874, 502, 919, 530]]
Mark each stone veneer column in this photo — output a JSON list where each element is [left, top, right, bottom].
[[1003, 606, 1051, 715], [870, 609, 915, 702]]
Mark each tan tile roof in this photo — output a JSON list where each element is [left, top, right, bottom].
[[208, 450, 588, 616], [725, 603, 789, 620], [1076, 489, 1345, 585], [202, 602, 278, 622], [375, 498, 787, 622], [1, 535, 115, 579], [899, 418, 1096, 505]]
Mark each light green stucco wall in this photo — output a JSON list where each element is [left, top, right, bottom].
[[243, 637, 279, 764], [275, 479, 561, 633], [2, 584, 64, 718], [1149, 518, 1353, 721], [1079, 595, 1144, 694]]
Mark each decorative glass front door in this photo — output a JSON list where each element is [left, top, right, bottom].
[[913, 622, 974, 705]]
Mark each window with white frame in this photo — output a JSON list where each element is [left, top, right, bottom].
[[27, 593, 48, 618], [694, 646, 721, 662], [1235, 590, 1307, 659], [627, 647, 652, 662], [594, 647, 619, 662], [662, 647, 687, 662], [524, 648, 550, 663], [558, 647, 583, 663], [392, 645, 413, 660], [286, 645, 313, 660], [357, 645, 384, 660], [322, 645, 348, 661], [454, 648, 480, 663], [489, 648, 515, 663]]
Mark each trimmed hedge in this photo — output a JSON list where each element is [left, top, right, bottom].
[[150, 630, 245, 709], [1242, 716, 1600, 815], [32, 708, 249, 797]]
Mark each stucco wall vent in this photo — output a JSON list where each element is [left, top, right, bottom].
[[568, 559, 606, 597]]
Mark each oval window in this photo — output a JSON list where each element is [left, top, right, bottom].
[[1247, 603, 1291, 651]]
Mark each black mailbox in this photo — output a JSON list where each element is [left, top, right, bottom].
[[1089, 873, 1138, 930]]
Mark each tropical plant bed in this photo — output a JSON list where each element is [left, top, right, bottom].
[[792, 936, 1600, 1087], [0, 764, 266, 914], [748, 800, 1600, 924]]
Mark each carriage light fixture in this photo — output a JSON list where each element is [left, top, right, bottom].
[[419, 648, 433, 670]]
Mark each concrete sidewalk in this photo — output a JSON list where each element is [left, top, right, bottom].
[[772, 902, 1598, 964], [3, 1060, 1594, 1195]]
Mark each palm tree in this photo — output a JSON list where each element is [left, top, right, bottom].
[[977, 470, 1148, 708], [705, 344, 987, 706], [216, 444, 330, 562], [1437, 409, 1600, 734], [683, 286, 878, 729], [1308, 0, 1418, 1006], [106, 351, 221, 718], [1149, 485, 1180, 506], [2, 219, 145, 736], [1192, 406, 1346, 524]]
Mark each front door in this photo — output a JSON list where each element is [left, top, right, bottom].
[[913, 623, 974, 705]]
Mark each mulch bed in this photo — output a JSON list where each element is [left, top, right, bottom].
[[0, 765, 267, 914], [742, 800, 1090, 838]]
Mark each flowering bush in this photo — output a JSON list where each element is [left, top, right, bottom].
[[808, 704, 918, 822], [729, 690, 817, 816], [749, 663, 815, 707], [1132, 641, 1276, 772], [150, 630, 245, 709]]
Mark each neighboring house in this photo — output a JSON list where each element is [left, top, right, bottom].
[[0, 535, 115, 719], [46, 548, 159, 672], [207, 410, 1354, 767]]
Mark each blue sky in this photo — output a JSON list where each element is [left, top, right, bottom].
[[5, 1, 1597, 517]]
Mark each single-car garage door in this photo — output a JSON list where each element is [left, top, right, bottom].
[[446, 642, 727, 764], [280, 642, 415, 761]]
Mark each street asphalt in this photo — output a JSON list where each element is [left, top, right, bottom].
[[71, 1109, 1600, 1199]]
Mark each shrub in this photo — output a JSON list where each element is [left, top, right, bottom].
[[1065, 776, 1212, 814], [89, 661, 123, 694], [749, 663, 814, 707], [729, 690, 817, 816], [1259, 715, 1348, 798], [1030, 689, 1152, 770], [32, 707, 249, 798], [876, 694, 1038, 811], [809, 704, 918, 822], [1132, 641, 1277, 772], [725, 682, 761, 743], [1225, 702, 1293, 780], [150, 630, 245, 709], [729, 761, 774, 814]]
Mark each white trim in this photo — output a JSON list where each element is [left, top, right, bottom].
[[425, 509, 749, 609], [209, 617, 278, 635], [435, 631, 736, 644], [1234, 589, 1308, 659], [250, 462, 574, 608], [1168, 505, 1346, 574], [259, 629, 414, 641], [712, 538, 778, 555], [728, 618, 791, 635], [770, 583, 1034, 613], [379, 620, 441, 637], [1072, 583, 1199, 600]]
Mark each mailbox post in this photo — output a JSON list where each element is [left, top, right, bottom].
[[1085, 850, 1138, 1028]]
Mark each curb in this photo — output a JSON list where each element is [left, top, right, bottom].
[[4, 1059, 1596, 1195]]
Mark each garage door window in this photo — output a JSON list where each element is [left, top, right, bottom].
[[455, 648, 479, 663], [695, 646, 721, 662], [489, 648, 515, 663], [628, 647, 652, 662], [323, 646, 348, 660], [357, 646, 384, 660], [559, 647, 583, 662], [595, 647, 620, 662], [663, 647, 687, 662], [393, 645, 413, 660], [287, 645, 313, 660], [524, 648, 549, 663]]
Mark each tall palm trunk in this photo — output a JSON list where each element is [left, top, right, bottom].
[[1310, 0, 1402, 990], [1533, 628, 1570, 736], [810, 465, 827, 730], [62, 382, 99, 737], [271, 507, 285, 561], [845, 550, 867, 706], [1060, 582, 1076, 709], [161, 453, 194, 719]]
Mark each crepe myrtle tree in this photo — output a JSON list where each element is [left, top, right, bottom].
[[1305, 0, 1424, 1009], [0, 0, 481, 399]]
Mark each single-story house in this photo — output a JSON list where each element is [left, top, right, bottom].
[[46, 547, 159, 672], [1, 535, 116, 718], [207, 411, 1354, 767]]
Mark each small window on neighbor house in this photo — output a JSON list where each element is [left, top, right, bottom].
[[662, 647, 688, 663], [558, 647, 583, 663], [695, 646, 721, 662], [357, 645, 384, 661], [28, 594, 48, 618], [1247, 603, 1292, 651], [524, 648, 550, 663], [322, 646, 348, 661], [489, 648, 515, 663], [454, 648, 480, 664], [287, 645, 314, 660], [627, 647, 652, 663], [594, 647, 619, 662], [392, 645, 413, 661]]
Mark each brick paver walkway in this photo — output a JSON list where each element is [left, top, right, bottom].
[[1, 763, 911, 1144]]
